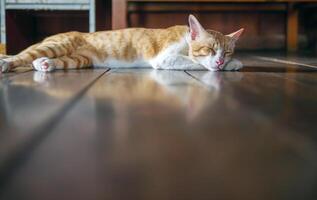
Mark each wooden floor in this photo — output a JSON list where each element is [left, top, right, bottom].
[[0, 54, 317, 200]]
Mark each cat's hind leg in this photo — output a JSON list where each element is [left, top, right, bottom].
[[0, 33, 82, 73], [33, 53, 93, 72], [33, 46, 96, 72], [0, 43, 68, 73]]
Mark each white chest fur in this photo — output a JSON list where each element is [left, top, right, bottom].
[[150, 35, 189, 67]]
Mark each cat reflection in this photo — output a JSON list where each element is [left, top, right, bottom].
[[29, 70, 243, 121], [0, 70, 242, 131]]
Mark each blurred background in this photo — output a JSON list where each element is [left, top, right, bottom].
[[1, 0, 317, 55]]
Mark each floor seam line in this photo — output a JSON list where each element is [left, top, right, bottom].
[[184, 70, 214, 90]]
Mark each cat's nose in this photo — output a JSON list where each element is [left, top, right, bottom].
[[216, 59, 224, 66]]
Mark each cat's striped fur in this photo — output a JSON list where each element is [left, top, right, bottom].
[[0, 15, 244, 73]]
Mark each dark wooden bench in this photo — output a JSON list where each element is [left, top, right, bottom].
[[112, 0, 317, 52]]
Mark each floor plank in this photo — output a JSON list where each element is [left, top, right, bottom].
[[1, 69, 316, 200], [253, 56, 317, 70], [244, 52, 317, 70], [0, 69, 108, 185], [236, 54, 315, 72], [189, 70, 317, 135]]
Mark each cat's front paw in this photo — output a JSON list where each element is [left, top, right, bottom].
[[0, 59, 11, 73], [223, 59, 243, 71], [33, 57, 55, 72]]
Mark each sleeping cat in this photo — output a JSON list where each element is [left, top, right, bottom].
[[0, 15, 243, 73]]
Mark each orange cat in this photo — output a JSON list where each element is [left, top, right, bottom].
[[0, 15, 243, 73]]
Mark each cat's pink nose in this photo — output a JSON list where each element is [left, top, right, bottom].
[[216, 59, 224, 66]]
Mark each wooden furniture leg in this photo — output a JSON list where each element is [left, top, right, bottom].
[[112, 0, 127, 30], [0, 0, 6, 54], [287, 3, 298, 52], [89, 0, 96, 32]]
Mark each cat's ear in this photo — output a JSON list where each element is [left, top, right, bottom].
[[227, 28, 244, 42], [188, 15, 206, 40]]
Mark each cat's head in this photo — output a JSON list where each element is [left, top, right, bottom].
[[187, 15, 244, 71]]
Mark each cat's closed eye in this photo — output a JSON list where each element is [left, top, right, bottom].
[[193, 47, 215, 57]]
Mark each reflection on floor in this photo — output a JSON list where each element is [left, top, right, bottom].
[[0, 54, 317, 200]]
